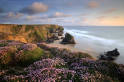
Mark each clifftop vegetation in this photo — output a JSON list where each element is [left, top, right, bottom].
[[0, 24, 63, 43]]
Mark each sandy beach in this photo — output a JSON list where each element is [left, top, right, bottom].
[[47, 40, 97, 59]]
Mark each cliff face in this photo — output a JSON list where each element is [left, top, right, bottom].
[[0, 24, 64, 43]]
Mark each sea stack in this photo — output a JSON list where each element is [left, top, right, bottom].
[[99, 48, 120, 61], [61, 33, 76, 44]]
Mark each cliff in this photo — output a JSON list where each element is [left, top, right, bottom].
[[0, 24, 64, 43]]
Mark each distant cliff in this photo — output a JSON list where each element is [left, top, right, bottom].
[[0, 24, 64, 43]]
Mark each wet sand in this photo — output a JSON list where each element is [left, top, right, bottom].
[[48, 39, 97, 59]]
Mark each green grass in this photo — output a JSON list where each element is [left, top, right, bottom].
[[0, 46, 45, 67], [0, 43, 8, 47], [75, 52, 93, 59], [18, 47, 44, 66]]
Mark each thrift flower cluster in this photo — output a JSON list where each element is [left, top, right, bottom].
[[25, 58, 66, 71], [25, 58, 75, 81], [21, 43, 38, 51], [0, 41, 123, 82]]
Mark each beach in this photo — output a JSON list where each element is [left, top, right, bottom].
[[55, 26, 124, 64]]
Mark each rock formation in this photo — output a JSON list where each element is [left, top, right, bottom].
[[61, 33, 76, 44], [99, 48, 120, 61]]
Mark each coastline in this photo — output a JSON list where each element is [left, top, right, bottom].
[[49, 39, 97, 59], [0, 25, 124, 82], [64, 26, 124, 64]]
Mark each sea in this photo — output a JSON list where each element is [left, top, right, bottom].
[[64, 26, 124, 64]]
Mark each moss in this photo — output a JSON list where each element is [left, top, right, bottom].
[[40, 51, 54, 59], [0, 43, 8, 47], [18, 47, 44, 66], [75, 52, 93, 59], [0, 44, 45, 67]]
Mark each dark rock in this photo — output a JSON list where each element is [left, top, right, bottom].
[[61, 37, 64, 39], [105, 48, 120, 57], [99, 55, 107, 60], [107, 56, 115, 60], [46, 38, 54, 43], [99, 55, 115, 61], [61, 33, 76, 44], [99, 48, 120, 61], [52, 34, 59, 40]]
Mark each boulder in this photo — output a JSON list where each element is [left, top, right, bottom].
[[61, 33, 76, 44], [105, 48, 120, 57], [99, 48, 120, 61], [99, 55, 115, 61]]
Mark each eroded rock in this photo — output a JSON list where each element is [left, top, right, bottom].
[[61, 33, 76, 44], [99, 48, 120, 61]]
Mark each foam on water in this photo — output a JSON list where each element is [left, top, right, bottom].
[[65, 29, 117, 46], [64, 27, 124, 64]]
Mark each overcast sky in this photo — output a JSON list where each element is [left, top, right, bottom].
[[0, 0, 124, 26]]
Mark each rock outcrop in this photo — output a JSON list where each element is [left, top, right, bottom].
[[61, 33, 76, 44], [99, 48, 120, 61], [0, 24, 64, 43]]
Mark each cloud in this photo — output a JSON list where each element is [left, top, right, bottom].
[[20, 2, 48, 14], [113, 16, 120, 19], [6, 12, 23, 19], [53, 12, 71, 18], [0, 12, 24, 24], [26, 12, 71, 21], [97, 16, 105, 21], [0, 12, 24, 20], [0, 8, 4, 13], [88, 1, 99, 8], [104, 8, 117, 14], [26, 15, 45, 20]]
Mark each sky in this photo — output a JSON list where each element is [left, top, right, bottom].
[[0, 0, 124, 26]]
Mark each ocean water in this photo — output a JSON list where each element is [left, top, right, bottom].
[[64, 26, 124, 64]]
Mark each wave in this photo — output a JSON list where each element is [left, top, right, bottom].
[[64, 28, 124, 64], [64, 29, 124, 46]]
